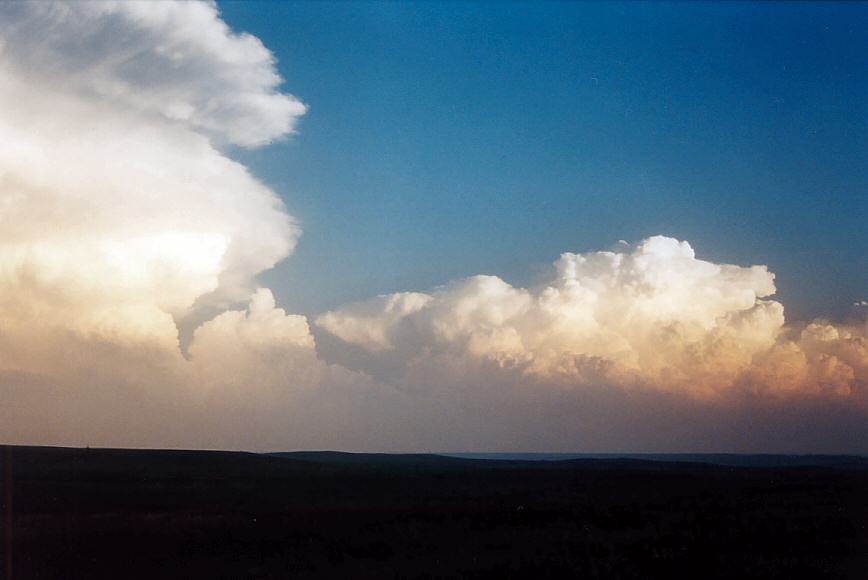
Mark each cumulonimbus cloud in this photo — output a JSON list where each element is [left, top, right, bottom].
[[318, 236, 868, 401], [0, 1, 864, 452], [0, 1, 304, 348], [0, 1, 326, 433]]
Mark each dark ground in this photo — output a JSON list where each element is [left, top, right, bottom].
[[2, 446, 867, 579]]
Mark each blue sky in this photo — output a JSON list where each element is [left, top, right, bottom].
[[220, 1, 866, 322]]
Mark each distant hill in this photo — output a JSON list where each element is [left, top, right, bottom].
[[439, 452, 868, 468]]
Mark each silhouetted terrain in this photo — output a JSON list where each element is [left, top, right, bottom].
[[3, 446, 867, 579]]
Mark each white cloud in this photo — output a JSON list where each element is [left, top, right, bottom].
[[317, 292, 433, 352], [189, 288, 320, 389], [0, 1, 301, 346], [0, 0, 325, 446], [318, 236, 867, 401], [0, 1, 306, 147]]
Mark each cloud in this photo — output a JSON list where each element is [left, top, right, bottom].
[[0, 0, 327, 446], [0, 1, 864, 453], [189, 288, 320, 389], [318, 236, 868, 402], [0, 1, 301, 346], [0, 1, 306, 147]]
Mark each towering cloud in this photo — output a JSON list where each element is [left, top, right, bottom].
[[0, 1, 864, 452], [318, 237, 867, 402], [0, 1, 303, 350], [0, 1, 327, 447]]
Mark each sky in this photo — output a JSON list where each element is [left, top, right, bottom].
[[218, 1, 867, 323], [0, 1, 865, 453]]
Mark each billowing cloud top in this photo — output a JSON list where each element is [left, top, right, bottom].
[[0, 0, 304, 350], [318, 236, 867, 400], [0, 1, 864, 452], [0, 1, 306, 146]]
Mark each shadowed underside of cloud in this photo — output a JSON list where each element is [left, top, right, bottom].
[[0, 1, 865, 452]]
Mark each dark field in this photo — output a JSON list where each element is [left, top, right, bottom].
[[3, 447, 867, 579]]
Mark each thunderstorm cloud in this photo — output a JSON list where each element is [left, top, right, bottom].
[[0, 1, 864, 452]]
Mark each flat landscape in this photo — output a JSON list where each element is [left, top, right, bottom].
[[3, 446, 867, 579]]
